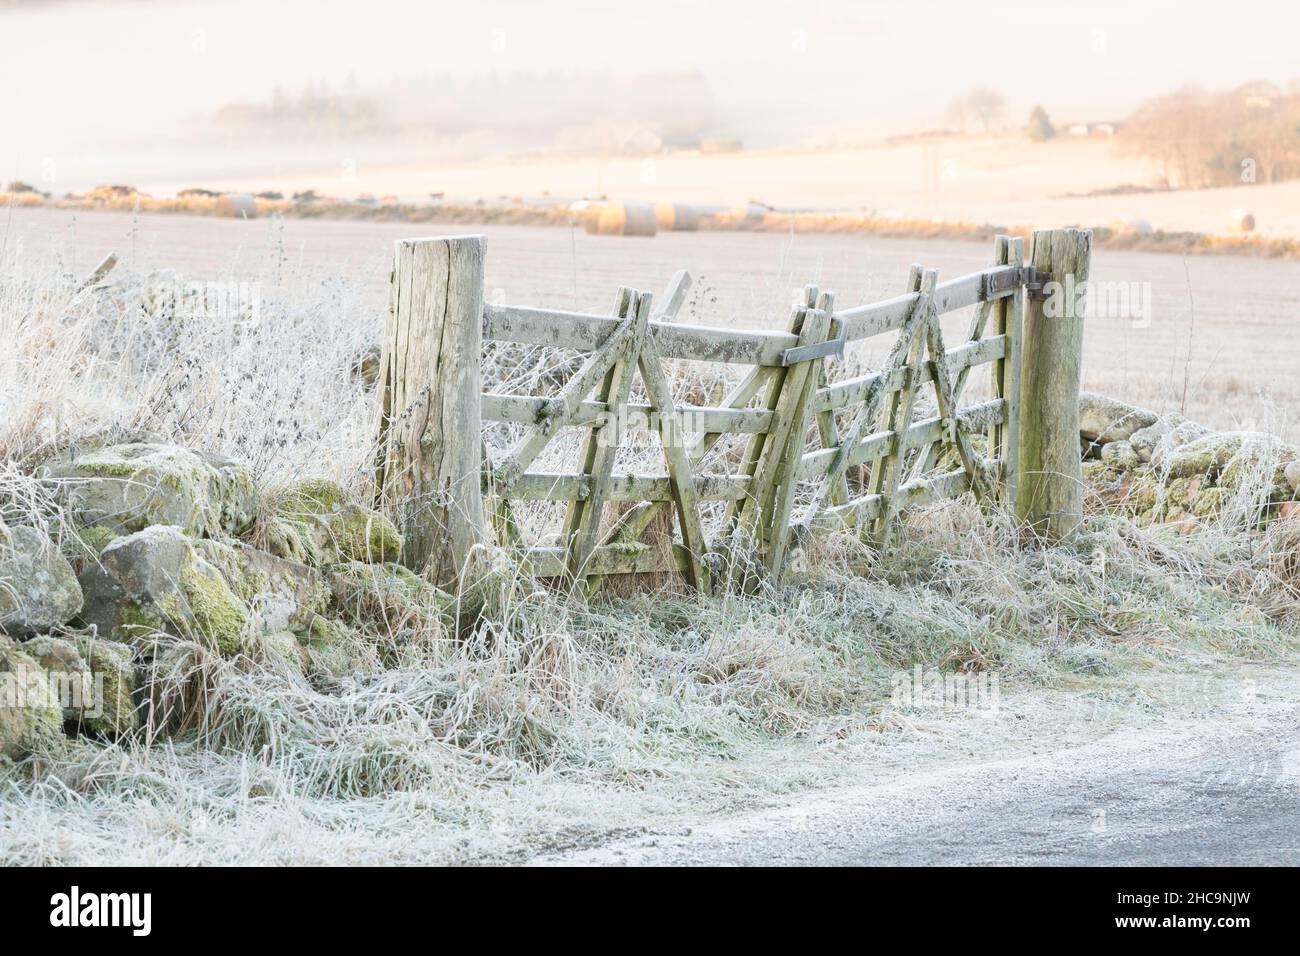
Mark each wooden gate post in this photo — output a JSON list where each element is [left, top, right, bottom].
[[1016, 227, 1091, 540], [374, 235, 489, 586]]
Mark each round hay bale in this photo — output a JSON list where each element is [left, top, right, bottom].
[[568, 200, 600, 229], [1226, 209, 1256, 233], [586, 202, 657, 237], [654, 202, 700, 231], [725, 202, 769, 227], [700, 138, 743, 154], [1109, 216, 1152, 236], [214, 193, 257, 219]]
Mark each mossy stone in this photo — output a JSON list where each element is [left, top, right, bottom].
[[178, 556, 247, 655], [19, 635, 91, 724], [0, 524, 84, 636], [196, 539, 328, 636], [0, 636, 65, 759], [43, 442, 257, 538], [70, 636, 138, 736], [78, 525, 249, 656], [268, 479, 401, 566]]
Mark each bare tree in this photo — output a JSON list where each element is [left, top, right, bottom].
[[965, 88, 1007, 132]]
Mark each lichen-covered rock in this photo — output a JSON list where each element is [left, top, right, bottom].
[[1216, 436, 1297, 501], [1082, 458, 1125, 490], [71, 636, 138, 735], [1078, 392, 1157, 444], [180, 555, 249, 655], [77, 525, 248, 655], [43, 442, 257, 538], [195, 539, 328, 636], [1155, 433, 1234, 478], [1191, 485, 1228, 519], [1100, 439, 1140, 471], [1163, 475, 1202, 519], [1129, 414, 1210, 463], [19, 635, 90, 724], [0, 635, 64, 759], [1088, 416, 1298, 530], [18, 634, 137, 736], [265, 479, 401, 566], [0, 524, 84, 636], [78, 525, 186, 642], [1287, 461, 1300, 494], [1123, 473, 1161, 518], [1155, 432, 1291, 486], [1121, 472, 1202, 525]]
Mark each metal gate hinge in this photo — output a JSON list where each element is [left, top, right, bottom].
[[985, 266, 1054, 301]]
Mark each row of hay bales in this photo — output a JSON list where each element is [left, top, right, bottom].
[[1110, 209, 1256, 236], [575, 200, 769, 237]]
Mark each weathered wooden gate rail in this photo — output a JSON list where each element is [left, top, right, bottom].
[[374, 229, 1091, 592]]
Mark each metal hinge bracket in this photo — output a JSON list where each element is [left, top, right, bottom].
[[985, 266, 1055, 301]]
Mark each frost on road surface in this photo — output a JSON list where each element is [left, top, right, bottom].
[[532, 666, 1300, 866]]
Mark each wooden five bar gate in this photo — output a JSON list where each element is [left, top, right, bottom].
[[373, 228, 1092, 593]]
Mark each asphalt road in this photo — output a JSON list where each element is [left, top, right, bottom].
[[532, 675, 1300, 866]]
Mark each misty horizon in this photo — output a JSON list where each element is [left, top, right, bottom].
[[5, 0, 1300, 191]]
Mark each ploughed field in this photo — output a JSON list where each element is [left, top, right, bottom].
[[7, 206, 1298, 443]]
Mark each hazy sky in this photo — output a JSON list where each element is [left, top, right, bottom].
[[4, 0, 1300, 179]]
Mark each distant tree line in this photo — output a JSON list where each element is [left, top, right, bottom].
[[212, 75, 383, 136], [1120, 81, 1300, 187], [209, 70, 719, 149]]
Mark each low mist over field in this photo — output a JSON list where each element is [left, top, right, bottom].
[[6, 0, 1300, 208]]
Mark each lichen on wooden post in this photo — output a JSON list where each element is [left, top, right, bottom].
[[373, 235, 489, 587], [1016, 227, 1092, 540]]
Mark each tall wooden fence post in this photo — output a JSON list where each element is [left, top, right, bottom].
[[1016, 227, 1091, 540], [374, 235, 489, 587]]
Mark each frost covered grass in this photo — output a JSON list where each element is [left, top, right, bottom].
[[1, 247, 1299, 864], [4, 506, 1296, 864]]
